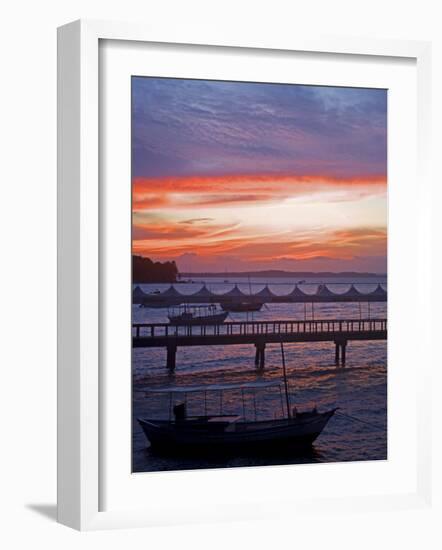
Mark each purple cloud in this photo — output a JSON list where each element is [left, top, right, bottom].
[[132, 77, 387, 179]]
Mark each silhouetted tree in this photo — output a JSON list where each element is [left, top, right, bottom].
[[133, 255, 178, 283]]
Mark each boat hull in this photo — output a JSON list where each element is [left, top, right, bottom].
[[168, 312, 228, 325], [140, 300, 181, 309], [138, 410, 336, 454], [220, 302, 263, 312]]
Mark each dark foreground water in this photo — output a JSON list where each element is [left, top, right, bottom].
[[132, 277, 387, 472]]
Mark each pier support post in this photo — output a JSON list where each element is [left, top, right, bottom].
[[335, 340, 347, 366], [166, 344, 177, 371], [335, 342, 340, 365], [341, 341, 347, 366], [255, 342, 266, 369], [260, 344, 265, 369]]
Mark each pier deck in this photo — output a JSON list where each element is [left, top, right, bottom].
[[133, 318, 387, 369]]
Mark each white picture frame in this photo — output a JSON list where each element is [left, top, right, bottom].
[[57, 19, 432, 531]]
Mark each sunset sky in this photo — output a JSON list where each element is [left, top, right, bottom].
[[132, 77, 387, 273]]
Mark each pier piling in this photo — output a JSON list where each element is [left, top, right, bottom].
[[166, 344, 177, 370], [342, 341, 347, 365], [334, 340, 348, 366], [260, 344, 265, 369], [255, 342, 266, 369]]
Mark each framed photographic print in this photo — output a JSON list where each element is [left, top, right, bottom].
[[130, 75, 388, 473], [57, 20, 432, 530]]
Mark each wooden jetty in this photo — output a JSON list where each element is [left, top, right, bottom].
[[133, 318, 387, 370]]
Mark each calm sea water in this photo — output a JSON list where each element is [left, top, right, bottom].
[[132, 276, 387, 472]]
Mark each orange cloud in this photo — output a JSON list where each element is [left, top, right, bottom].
[[132, 220, 240, 241], [132, 173, 387, 270], [132, 173, 386, 211], [133, 224, 387, 264]]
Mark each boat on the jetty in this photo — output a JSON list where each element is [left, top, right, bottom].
[[138, 344, 337, 454], [168, 304, 228, 325]]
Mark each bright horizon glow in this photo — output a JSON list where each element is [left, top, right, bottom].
[[132, 78, 387, 273]]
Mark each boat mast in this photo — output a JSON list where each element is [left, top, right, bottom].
[[280, 341, 292, 419], [248, 274, 253, 322]]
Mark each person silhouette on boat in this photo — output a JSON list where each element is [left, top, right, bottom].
[[173, 402, 187, 422]]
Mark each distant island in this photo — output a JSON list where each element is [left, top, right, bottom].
[[179, 270, 387, 279], [133, 255, 178, 283], [132, 256, 386, 283]]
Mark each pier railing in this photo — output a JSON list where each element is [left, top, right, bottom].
[[133, 318, 387, 340], [132, 318, 387, 368]]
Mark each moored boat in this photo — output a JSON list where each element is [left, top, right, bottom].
[[138, 406, 336, 453], [168, 304, 228, 325], [220, 301, 263, 312], [138, 342, 337, 455]]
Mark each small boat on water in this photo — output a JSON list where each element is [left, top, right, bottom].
[[221, 301, 263, 312], [168, 304, 228, 325], [140, 286, 183, 308], [138, 405, 336, 453], [220, 277, 264, 312], [138, 289, 166, 308], [138, 343, 337, 454]]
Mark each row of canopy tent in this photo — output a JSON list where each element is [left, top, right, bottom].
[[133, 283, 387, 304]]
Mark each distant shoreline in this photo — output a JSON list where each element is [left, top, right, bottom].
[[179, 271, 387, 279]]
